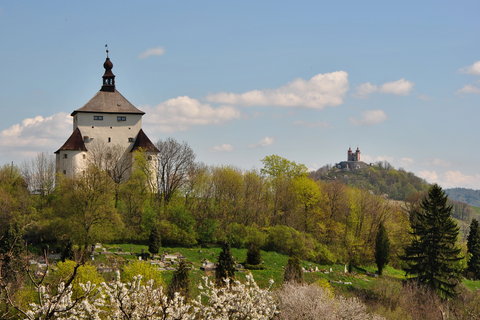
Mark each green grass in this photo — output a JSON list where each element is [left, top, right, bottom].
[[462, 278, 480, 290]]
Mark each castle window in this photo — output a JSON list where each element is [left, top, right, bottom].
[[83, 154, 86, 159], [63, 170, 66, 175], [128, 137, 134, 142], [94, 115, 103, 120], [117, 116, 126, 121], [147, 155, 152, 160], [63, 154, 68, 159], [83, 136, 89, 142], [108, 137, 111, 143]]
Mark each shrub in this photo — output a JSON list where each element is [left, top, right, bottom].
[[122, 260, 163, 287], [276, 283, 384, 320]]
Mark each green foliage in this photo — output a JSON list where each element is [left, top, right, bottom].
[[284, 256, 303, 283], [53, 260, 103, 297], [157, 219, 197, 247], [148, 225, 161, 255], [402, 184, 463, 299], [122, 260, 163, 287], [246, 242, 262, 266], [0, 223, 25, 284], [375, 222, 390, 275], [196, 218, 221, 245], [215, 242, 236, 285], [226, 223, 266, 248], [261, 155, 308, 178], [467, 219, 480, 279], [167, 260, 190, 299]]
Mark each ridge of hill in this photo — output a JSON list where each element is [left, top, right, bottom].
[[445, 188, 480, 207], [310, 162, 430, 201]]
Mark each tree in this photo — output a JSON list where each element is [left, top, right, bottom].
[[402, 184, 462, 298], [21, 152, 56, 200], [155, 138, 195, 205], [467, 219, 480, 279], [283, 256, 303, 283], [53, 165, 121, 257], [374, 222, 390, 275], [148, 225, 161, 255], [246, 242, 262, 266], [0, 223, 25, 285], [215, 242, 236, 285], [167, 260, 190, 299]]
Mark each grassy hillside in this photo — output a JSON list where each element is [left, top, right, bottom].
[[311, 163, 430, 201]]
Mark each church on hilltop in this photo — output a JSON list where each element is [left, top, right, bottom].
[[55, 51, 159, 177], [335, 147, 369, 170]]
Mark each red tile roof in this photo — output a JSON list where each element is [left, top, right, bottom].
[[55, 128, 87, 153], [130, 129, 159, 153]]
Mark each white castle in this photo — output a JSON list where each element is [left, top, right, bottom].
[[55, 52, 159, 178]]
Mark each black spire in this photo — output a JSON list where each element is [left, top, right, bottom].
[[101, 45, 115, 92]]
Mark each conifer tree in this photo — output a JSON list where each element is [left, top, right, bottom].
[[467, 219, 480, 279], [61, 239, 74, 262], [246, 242, 262, 266], [402, 184, 462, 299], [215, 242, 236, 285], [148, 225, 161, 255], [375, 222, 390, 275], [283, 256, 303, 283], [168, 260, 190, 299]]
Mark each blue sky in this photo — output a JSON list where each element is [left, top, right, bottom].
[[1, 1, 479, 189]]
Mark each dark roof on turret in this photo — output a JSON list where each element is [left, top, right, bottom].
[[55, 128, 87, 153], [130, 129, 159, 153], [71, 90, 145, 116]]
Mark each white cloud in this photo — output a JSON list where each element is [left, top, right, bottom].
[[418, 170, 439, 183], [206, 71, 349, 109], [399, 157, 414, 167], [212, 144, 234, 152], [143, 96, 241, 133], [419, 170, 480, 189], [249, 136, 275, 148], [460, 61, 480, 75], [138, 47, 166, 59], [355, 78, 414, 97], [350, 109, 387, 126], [293, 120, 330, 128], [0, 113, 71, 160], [457, 84, 480, 94]]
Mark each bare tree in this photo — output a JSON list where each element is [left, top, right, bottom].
[[155, 138, 195, 205], [88, 141, 132, 207], [21, 152, 55, 197]]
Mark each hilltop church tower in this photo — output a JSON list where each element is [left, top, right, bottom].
[[55, 52, 159, 177]]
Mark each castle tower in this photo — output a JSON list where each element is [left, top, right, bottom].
[[55, 51, 159, 177], [347, 147, 353, 161], [355, 147, 361, 161]]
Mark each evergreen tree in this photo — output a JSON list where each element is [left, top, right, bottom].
[[61, 239, 74, 262], [283, 256, 303, 283], [402, 184, 462, 299], [148, 225, 161, 255], [215, 242, 236, 285], [246, 242, 262, 266], [467, 219, 480, 279], [375, 222, 390, 275], [167, 260, 190, 299]]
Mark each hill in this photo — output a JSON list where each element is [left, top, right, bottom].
[[310, 162, 430, 201], [445, 187, 480, 207]]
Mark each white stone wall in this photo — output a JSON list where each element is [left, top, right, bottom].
[[56, 150, 88, 177], [74, 113, 142, 151]]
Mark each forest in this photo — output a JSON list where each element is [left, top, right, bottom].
[[1, 138, 480, 319]]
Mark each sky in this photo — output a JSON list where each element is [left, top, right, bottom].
[[0, 1, 479, 189]]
